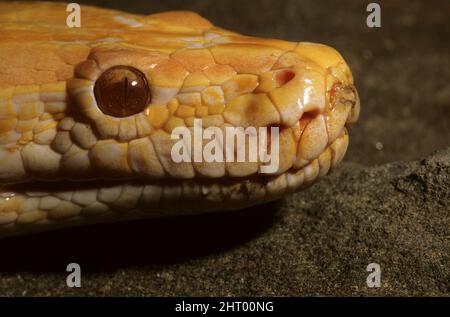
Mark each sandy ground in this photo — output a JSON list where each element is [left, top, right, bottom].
[[0, 0, 448, 296]]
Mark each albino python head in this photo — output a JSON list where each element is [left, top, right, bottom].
[[0, 2, 359, 236]]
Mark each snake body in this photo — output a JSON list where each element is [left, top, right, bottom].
[[0, 2, 360, 236]]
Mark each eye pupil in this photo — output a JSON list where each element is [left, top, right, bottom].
[[94, 66, 150, 117]]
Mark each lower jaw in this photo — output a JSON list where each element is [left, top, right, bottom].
[[0, 129, 349, 237]]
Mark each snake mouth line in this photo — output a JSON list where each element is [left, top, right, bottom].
[[0, 128, 349, 214]]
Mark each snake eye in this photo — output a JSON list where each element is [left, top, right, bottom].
[[94, 66, 150, 117]]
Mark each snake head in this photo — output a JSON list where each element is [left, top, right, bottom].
[[0, 4, 360, 234]]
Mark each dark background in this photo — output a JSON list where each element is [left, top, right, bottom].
[[0, 0, 448, 296]]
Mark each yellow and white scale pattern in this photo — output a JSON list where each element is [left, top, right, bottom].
[[0, 2, 359, 235]]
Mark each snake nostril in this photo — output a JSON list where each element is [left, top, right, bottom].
[[94, 65, 151, 118], [275, 69, 295, 87]]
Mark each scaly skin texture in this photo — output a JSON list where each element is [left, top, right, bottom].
[[0, 2, 360, 236]]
